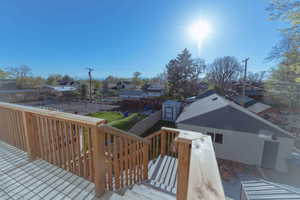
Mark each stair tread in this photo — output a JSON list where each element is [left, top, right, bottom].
[[124, 190, 152, 200], [132, 185, 175, 200]]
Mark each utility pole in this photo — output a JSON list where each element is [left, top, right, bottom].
[[242, 58, 250, 97], [86, 67, 94, 102]]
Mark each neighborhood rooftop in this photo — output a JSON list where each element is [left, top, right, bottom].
[[176, 93, 292, 138]]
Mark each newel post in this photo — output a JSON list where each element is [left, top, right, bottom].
[[22, 112, 38, 160], [176, 137, 191, 200], [92, 126, 106, 197]]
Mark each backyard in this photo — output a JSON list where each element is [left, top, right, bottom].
[[87, 111, 147, 131]]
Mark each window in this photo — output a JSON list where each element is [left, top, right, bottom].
[[207, 132, 215, 141], [215, 133, 223, 144]]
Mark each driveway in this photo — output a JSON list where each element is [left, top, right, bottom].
[[261, 151, 300, 188]]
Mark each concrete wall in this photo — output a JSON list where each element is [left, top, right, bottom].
[[177, 123, 265, 166], [129, 110, 161, 136]]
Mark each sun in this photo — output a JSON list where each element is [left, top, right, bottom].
[[188, 20, 212, 44]]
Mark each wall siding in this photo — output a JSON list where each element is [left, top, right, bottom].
[[177, 123, 265, 166]]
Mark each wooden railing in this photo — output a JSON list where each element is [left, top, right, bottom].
[[0, 107, 27, 151], [0, 102, 149, 197], [0, 102, 216, 200], [98, 126, 149, 191], [146, 127, 180, 160]]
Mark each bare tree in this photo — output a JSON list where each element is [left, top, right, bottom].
[[207, 56, 242, 93], [247, 71, 266, 83], [6, 65, 32, 89]]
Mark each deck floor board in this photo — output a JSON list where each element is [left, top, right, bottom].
[[0, 141, 100, 200]]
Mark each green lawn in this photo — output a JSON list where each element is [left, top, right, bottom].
[[87, 111, 146, 131], [109, 113, 147, 131], [86, 111, 123, 123]]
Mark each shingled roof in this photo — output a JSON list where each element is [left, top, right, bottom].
[[176, 93, 292, 138]]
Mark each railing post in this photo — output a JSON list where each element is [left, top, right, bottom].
[[142, 143, 149, 180], [161, 131, 166, 156], [22, 112, 38, 160], [92, 126, 106, 197], [176, 140, 191, 200]]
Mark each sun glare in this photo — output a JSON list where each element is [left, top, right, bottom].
[[188, 20, 211, 43]]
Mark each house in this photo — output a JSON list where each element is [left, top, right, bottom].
[[42, 85, 77, 92], [241, 179, 300, 200], [231, 81, 265, 100], [176, 93, 294, 172], [0, 79, 17, 90], [231, 95, 272, 115], [162, 100, 182, 122], [144, 83, 165, 97], [119, 90, 146, 99]]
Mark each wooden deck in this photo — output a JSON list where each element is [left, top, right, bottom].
[[0, 141, 99, 200]]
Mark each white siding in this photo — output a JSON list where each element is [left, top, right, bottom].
[[275, 137, 294, 172], [177, 123, 265, 166]]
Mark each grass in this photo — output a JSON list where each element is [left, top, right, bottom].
[[109, 113, 147, 131], [87, 111, 147, 131], [141, 120, 176, 137], [87, 111, 123, 123]]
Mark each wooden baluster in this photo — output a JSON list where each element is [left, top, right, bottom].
[[125, 138, 130, 186], [161, 131, 166, 156], [119, 137, 124, 188], [75, 125, 82, 176], [88, 127, 94, 182], [113, 136, 120, 190], [142, 143, 149, 180]]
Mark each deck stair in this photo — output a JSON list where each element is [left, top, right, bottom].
[[147, 155, 178, 195]]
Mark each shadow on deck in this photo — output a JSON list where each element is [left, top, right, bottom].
[[0, 141, 99, 200]]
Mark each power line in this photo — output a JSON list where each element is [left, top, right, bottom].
[[242, 57, 250, 97], [86, 67, 94, 102]]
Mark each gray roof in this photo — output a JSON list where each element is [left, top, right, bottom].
[[176, 94, 292, 138], [242, 179, 300, 200], [120, 90, 146, 96], [45, 85, 77, 92], [163, 100, 181, 106]]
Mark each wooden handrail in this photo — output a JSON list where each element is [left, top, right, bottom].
[[100, 125, 150, 144], [97, 125, 150, 194]]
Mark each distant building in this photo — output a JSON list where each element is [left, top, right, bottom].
[[144, 83, 165, 97], [119, 90, 146, 99], [162, 100, 182, 122], [0, 79, 17, 90], [176, 93, 294, 172], [230, 95, 272, 115], [42, 85, 77, 92]]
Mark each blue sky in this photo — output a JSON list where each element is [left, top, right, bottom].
[[0, 0, 283, 79]]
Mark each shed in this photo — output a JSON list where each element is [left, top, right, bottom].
[[162, 100, 182, 122]]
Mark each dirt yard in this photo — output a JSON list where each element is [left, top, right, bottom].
[[218, 159, 261, 200]]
